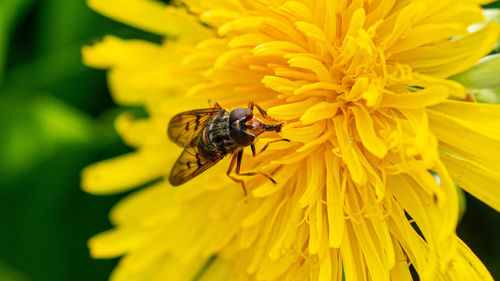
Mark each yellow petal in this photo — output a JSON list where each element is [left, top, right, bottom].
[[389, 243, 413, 281], [197, 259, 230, 281], [333, 115, 367, 185], [229, 33, 271, 49], [388, 170, 458, 247], [115, 114, 167, 148], [441, 151, 500, 212], [351, 105, 388, 158], [444, 237, 494, 281], [181, 0, 245, 15], [379, 86, 449, 109], [318, 248, 332, 281], [300, 101, 339, 124], [268, 98, 322, 120], [87, 0, 212, 42], [82, 36, 163, 69], [389, 23, 467, 54], [81, 149, 173, 194], [325, 153, 345, 248], [253, 41, 306, 56], [430, 100, 500, 140], [288, 56, 333, 82], [390, 22, 499, 77], [299, 150, 325, 208], [378, 2, 425, 49], [428, 101, 500, 212], [110, 255, 207, 281], [109, 181, 177, 225], [386, 197, 432, 279], [107, 67, 200, 105], [340, 223, 367, 281], [82, 37, 200, 105], [88, 227, 148, 258], [200, 9, 241, 27], [407, 72, 466, 99], [346, 190, 390, 281]]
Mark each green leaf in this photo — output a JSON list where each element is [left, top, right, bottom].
[[36, 0, 97, 53], [0, 0, 35, 84], [472, 88, 500, 103], [4, 43, 111, 113], [484, 8, 500, 23], [4, 0, 162, 112], [35, 0, 162, 55], [450, 54, 500, 90], [0, 92, 96, 181], [0, 261, 29, 281]]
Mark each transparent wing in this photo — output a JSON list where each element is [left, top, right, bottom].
[[167, 107, 222, 147], [169, 146, 224, 186]]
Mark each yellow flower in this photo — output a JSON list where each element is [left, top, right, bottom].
[[81, 0, 500, 280]]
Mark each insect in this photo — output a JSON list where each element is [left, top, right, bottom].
[[167, 101, 289, 196]]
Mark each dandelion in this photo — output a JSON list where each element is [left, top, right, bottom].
[[81, 0, 500, 280]]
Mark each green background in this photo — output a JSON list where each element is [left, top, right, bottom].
[[0, 1, 498, 280]]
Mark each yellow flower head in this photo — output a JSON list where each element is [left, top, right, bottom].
[[82, 0, 500, 280]]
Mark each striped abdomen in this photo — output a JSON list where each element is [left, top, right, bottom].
[[199, 111, 238, 156]]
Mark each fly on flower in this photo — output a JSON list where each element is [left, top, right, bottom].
[[167, 101, 289, 196]]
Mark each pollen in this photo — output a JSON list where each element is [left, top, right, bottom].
[[82, 0, 500, 281]]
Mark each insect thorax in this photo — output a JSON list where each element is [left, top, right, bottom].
[[200, 111, 238, 156]]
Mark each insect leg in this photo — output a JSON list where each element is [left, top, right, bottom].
[[226, 150, 248, 197], [254, 139, 290, 156], [235, 149, 277, 185], [248, 101, 272, 120], [214, 102, 222, 109], [247, 101, 254, 112], [250, 143, 256, 157], [253, 103, 270, 119]]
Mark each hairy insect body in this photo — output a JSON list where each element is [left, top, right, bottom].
[[167, 102, 289, 195], [201, 111, 238, 156]]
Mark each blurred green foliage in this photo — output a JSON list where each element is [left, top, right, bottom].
[[0, 1, 147, 280], [0, 1, 498, 281]]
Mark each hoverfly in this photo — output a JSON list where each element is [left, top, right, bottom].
[[167, 101, 289, 196]]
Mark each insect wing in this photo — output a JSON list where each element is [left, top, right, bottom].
[[168, 108, 221, 147], [169, 146, 223, 186]]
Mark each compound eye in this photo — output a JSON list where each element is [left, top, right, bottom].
[[229, 107, 253, 123], [230, 128, 255, 146]]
